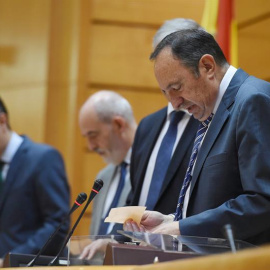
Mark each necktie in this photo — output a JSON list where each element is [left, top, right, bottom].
[[145, 111, 185, 210], [0, 161, 5, 193], [174, 113, 214, 221], [98, 161, 127, 235]]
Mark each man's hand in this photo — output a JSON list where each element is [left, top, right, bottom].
[[123, 210, 180, 235], [79, 239, 115, 260]]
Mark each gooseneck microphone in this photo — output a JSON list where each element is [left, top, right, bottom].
[[27, 192, 87, 267], [223, 224, 237, 253], [48, 179, 104, 266]]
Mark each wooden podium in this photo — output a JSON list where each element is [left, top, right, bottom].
[[2, 253, 67, 268], [2, 243, 200, 267], [103, 243, 200, 265], [3, 244, 270, 270]]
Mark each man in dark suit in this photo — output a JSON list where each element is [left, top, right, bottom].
[[0, 98, 70, 266], [124, 29, 270, 246], [127, 105, 198, 214]]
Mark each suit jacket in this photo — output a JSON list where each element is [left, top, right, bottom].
[[90, 164, 131, 235], [180, 69, 270, 245], [128, 107, 199, 214], [0, 136, 70, 258]]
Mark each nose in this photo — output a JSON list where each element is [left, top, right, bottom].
[[167, 90, 184, 110], [87, 138, 97, 151]]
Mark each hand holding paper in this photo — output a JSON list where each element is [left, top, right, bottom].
[[104, 206, 146, 224]]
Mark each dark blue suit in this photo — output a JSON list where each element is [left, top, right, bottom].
[[128, 107, 199, 214], [180, 69, 270, 245], [0, 136, 70, 258]]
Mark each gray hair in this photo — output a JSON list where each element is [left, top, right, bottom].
[[153, 18, 204, 48], [91, 90, 135, 124]]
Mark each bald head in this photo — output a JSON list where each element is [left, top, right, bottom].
[[80, 90, 135, 124]]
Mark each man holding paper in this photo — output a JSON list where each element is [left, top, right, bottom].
[[124, 29, 270, 246]]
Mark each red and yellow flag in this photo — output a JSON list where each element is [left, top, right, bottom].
[[201, 0, 238, 67]]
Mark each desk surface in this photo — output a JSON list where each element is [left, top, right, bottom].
[[2, 244, 270, 270], [132, 244, 270, 270], [2, 267, 132, 270]]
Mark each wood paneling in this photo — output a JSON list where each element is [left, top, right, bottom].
[[92, 0, 205, 25], [236, 0, 270, 24], [0, 0, 51, 142], [87, 24, 158, 88], [0, 87, 46, 140], [238, 18, 270, 80]]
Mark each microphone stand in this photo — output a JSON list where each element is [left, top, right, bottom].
[[223, 224, 237, 253], [48, 179, 103, 266], [27, 192, 87, 267]]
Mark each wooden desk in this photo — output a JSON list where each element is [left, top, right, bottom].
[[131, 244, 270, 270], [4, 267, 131, 270], [2, 244, 270, 270]]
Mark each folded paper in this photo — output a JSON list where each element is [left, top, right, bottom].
[[104, 206, 146, 224]]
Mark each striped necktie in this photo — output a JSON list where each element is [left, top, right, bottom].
[[174, 113, 214, 221]]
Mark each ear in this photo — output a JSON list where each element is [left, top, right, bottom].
[[198, 54, 216, 79], [112, 116, 126, 134]]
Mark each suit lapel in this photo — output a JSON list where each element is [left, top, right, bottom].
[[132, 109, 167, 202], [98, 165, 118, 212], [190, 102, 229, 194], [159, 117, 199, 197], [190, 69, 249, 195]]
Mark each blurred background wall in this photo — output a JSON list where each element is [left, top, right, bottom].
[[1, 0, 270, 235]]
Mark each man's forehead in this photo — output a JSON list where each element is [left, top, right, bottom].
[[85, 120, 111, 135], [155, 47, 173, 62]]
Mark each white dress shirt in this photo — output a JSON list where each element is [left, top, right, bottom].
[[139, 103, 191, 206], [103, 148, 131, 233], [1, 132, 23, 181]]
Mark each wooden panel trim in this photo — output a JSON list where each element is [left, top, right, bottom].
[[238, 12, 270, 30], [91, 18, 160, 30], [88, 83, 160, 93]]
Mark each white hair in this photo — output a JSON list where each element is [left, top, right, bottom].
[[153, 18, 204, 48], [91, 90, 135, 124]]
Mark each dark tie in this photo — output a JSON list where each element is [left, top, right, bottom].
[[0, 161, 5, 193], [145, 111, 185, 210], [98, 161, 127, 235], [174, 113, 214, 221]]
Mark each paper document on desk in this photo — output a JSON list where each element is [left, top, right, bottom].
[[104, 206, 146, 224]]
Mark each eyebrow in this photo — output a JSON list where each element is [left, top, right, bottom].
[[85, 130, 98, 137]]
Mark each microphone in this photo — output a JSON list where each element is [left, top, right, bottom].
[[223, 224, 237, 253], [27, 192, 87, 267], [69, 192, 88, 215], [48, 179, 104, 266]]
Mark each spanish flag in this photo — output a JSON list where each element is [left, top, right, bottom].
[[201, 0, 238, 67]]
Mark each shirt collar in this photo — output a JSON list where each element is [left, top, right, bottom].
[[1, 132, 23, 163], [123, 148, 132, 165], [167, 102, 190, 118], [213, 65, 237, 114]]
